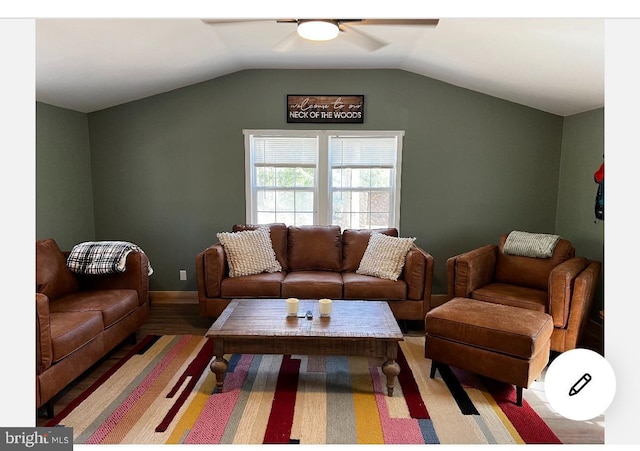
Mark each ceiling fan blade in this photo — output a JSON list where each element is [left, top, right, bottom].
[[273, 30, 300, 52], [339, 24, 388, 51], [201, 19, 272, 25], [353, 19, 439, 27]]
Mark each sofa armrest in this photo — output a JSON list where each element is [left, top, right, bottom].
[[446, 254, 461, 300], [403, 246, 434, 302], [562, 260, 601, 351], [36, 293, 53, 375], [549, 257, 590, 328], [447, 244, 498, 299], [74, 252, 150, 306], [196, 243, 226, 298]]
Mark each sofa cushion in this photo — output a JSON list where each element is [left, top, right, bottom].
[[342, 228, 398, 272], [217, 227, 282, 277], [233, 223, 288, 271], [357, 233, 415, 281], [50, 289, 140, 328], [221, 272, 285, 298], [342, 272, 407, 300], [36, 239, 79, 301], [281, 271, 343, 299], [49, 310, 104, 363], [495, 234, 574, 291], [287, 225, 342, 271], [472, 282, 548, 313]]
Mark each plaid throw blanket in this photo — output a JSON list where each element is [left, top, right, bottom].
[[67, 241, 153, 275]]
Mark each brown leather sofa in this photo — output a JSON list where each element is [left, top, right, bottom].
[[36, 238, 150, 417], [446, 233, 601, 352], [196, 224, 434, 320]]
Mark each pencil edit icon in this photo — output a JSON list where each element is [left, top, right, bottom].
[[545, 349, 615, 421], [569, 373, 592, 396]]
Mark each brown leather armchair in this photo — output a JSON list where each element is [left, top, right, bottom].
[[446, 233, 601, 353]]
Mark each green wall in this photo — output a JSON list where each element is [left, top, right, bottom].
[[38, 68, 579, 296], [556, 107, 605, 318], [36, 102, 95, 249]]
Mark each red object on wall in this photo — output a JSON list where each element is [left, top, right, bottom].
[[594, 162, 604, 221], [594, 162, 604, 183]]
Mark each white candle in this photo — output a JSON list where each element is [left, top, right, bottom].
[[319, 298, 332, 317], [286, 298, 299, 316]]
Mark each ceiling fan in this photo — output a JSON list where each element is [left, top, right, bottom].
[[202, 18, 439, 51]]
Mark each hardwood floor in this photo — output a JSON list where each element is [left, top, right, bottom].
[[36, 302, 605, 443]]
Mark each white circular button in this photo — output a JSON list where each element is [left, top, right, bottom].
[[544, 348, 616, 421]]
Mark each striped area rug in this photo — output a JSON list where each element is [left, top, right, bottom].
[[47, 334, 561, 444]]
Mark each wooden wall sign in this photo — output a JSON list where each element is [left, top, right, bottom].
[[287, 95, 364, 123]]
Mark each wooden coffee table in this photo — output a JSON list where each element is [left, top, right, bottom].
[[206, 298, 404, 396]]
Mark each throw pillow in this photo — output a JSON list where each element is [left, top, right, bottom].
[[217, 227, 282, 278], [503, 230, 561, 258], [356, 232, 416, 281]]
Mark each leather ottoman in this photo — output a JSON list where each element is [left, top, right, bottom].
[[425, 297, 553, 405]]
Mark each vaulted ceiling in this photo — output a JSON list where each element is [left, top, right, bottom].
[[36, 17, 604, 116]]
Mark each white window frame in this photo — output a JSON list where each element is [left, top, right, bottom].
[[244, 129, 404, 229]]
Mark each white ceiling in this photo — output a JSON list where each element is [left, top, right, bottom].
[[35, 17, 604, 116]]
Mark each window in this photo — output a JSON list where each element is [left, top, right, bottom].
[[244, 129, 404, 230]]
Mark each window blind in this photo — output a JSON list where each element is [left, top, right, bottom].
[[252, 136, 318, 166], [329, 136, 397, 168]]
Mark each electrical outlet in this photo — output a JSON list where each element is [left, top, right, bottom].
[[179, 270, 187, 281]]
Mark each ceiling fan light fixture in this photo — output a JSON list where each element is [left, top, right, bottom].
[[297, 20, 340, 41]]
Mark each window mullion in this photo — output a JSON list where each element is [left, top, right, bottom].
[[317, 132, 329, 226], [245, 132, 255, 223]]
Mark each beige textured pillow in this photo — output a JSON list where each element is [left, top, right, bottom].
[[503, 230, 561, 258], [356, 232, 416, 281], [217, 227, 282, 277]]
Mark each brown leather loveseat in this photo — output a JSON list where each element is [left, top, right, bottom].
[[196, 224, 434, 320], [36, 238, 150, 417]]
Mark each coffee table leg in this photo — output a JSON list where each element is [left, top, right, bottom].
[[382, 359, 401, 396], [210, 355, 229, 393]]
